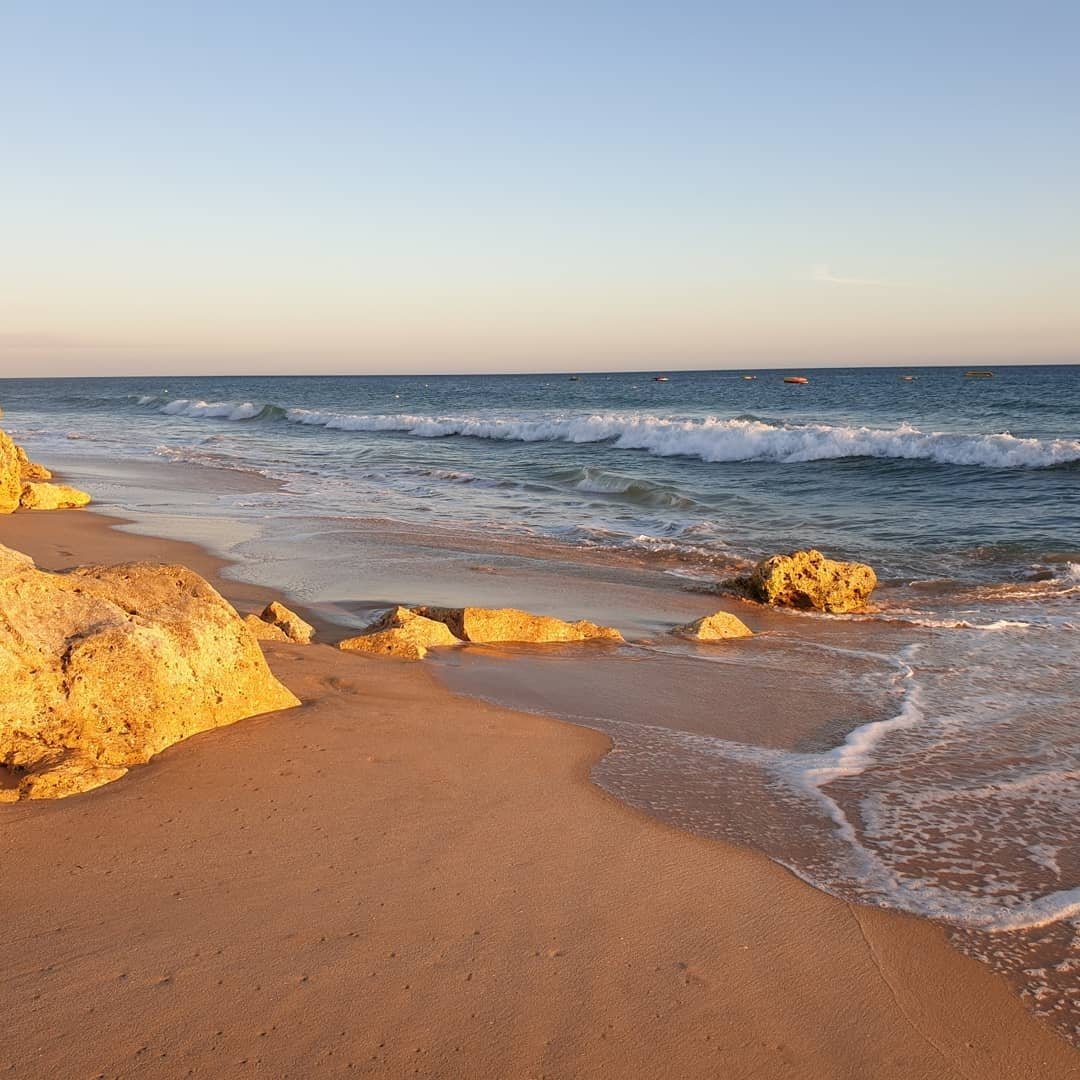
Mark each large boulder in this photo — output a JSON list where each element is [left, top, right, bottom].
[[746, 549, 877, 613], [18, 482, 91, 510], [0, 546, 300, 800], [413, 606, 624, 644], [672, 611, 753, 641], [0, 430, 20, 514], [339, 606, 461, 661]]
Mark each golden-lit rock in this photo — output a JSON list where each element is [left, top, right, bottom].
[[18, 482, 92, 510], [339, 606, 461, 661], [0, 545, 300, 800], [16, 756, 129, 800], [672, 611, 753, 641], [244, 613, 290, 642], [15, 444, 52, 482], [253, 600, 315, 644], [414, 606, 624, 644], [747, 549, 877, 613], [0, 430, 20, 514]]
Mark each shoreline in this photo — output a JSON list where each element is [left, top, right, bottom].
[[2, 507, 1077, 1076]]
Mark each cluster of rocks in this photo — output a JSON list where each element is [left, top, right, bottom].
[[0, 494, 876, 800], [340, 605, 624, 660], [0, 428, 91, 513], [0, 545, 300, 802]]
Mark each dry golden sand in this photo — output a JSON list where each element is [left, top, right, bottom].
[[1, 510, 1077, 1079]]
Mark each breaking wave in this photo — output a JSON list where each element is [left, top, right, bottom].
[[137, 396, 1080, 469]]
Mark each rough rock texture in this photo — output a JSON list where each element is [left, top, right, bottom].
[[672, 611, 754, 641], [15, 445, 52, 482], [747, 549, 877, 614], [244, 614, 290, 642], [10, 757, 129, 801], [18, 482, 92, 510], [251, 600, 315, 645], [339, 606, 461, 661], [414, 606, 624, 645], [0, 545, 300, 799], [0, 430, 20, 514]]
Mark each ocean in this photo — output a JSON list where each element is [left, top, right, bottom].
[[2, 364, 1078, 1040]]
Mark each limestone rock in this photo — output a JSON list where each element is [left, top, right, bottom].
[[672, 611, 753, 641], [0, 545, 300, 799], [252, 600, 315, 644], [747, 549, 877, 613], [17, 756, 129, 800], [18, 482, 91, 510], [244, 613, 290, 642], [414, 606, 624, 645], [15, 445, 52, 482], [339, 606, 461, 661], [0, 430, 20, 514]]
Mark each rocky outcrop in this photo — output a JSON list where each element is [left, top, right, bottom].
[[248, 600, 315, 644], [413, 606, 624, 645], [672, 611, 753, 641], [0, 430, 20, 514], [339, 606, 461, 661], [339, 604, 624, 661], [745, 549, 877, 613], [18, 482, 92, 510], [1, 428, 89, 512], [15, 445, 52, 482], [0, 545, 300, 800]]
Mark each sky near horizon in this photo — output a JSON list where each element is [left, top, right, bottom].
[[2, 2, 1078, 376]]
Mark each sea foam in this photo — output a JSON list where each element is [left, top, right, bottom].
[[147, 397, 1080, 469]]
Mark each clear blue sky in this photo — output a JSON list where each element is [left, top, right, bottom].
[[2, 1, 1077, 374]]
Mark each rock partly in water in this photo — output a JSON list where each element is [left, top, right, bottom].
[[250, 600, 315, 644], [18, 482, 92, 510], [339, 606, 461, 661], [0, 430, 20, 514], [746, 549, 877, 613], [15, 445, 52, 482], [414, 606, 624, 645], [672, 611, 754, 641], [0, 545, 300, 800]]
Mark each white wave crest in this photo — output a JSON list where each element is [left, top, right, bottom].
[[144, 397, 1080, 469], [162, 398, 264, 421], [280, 410, 1079, 469]]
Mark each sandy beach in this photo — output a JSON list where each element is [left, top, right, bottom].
[[2, 507, 1077, 1079]]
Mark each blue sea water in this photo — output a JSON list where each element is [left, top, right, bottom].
[[2, 365, 1078, 588], [2, 364, 1079, 1040]]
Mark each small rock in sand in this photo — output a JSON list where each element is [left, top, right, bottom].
[[671, 611, 753, 641], [339, 606, 462, 661], [248, 600, 315, 644]]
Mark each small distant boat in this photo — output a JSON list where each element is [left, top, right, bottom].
[[965, 370, 994, 378], [654, 376, 670, 382], [900, 375, 916, 381], [568, 375, 581, 381], [742, 375, 757, 381], [783, 376, 809, 385]]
